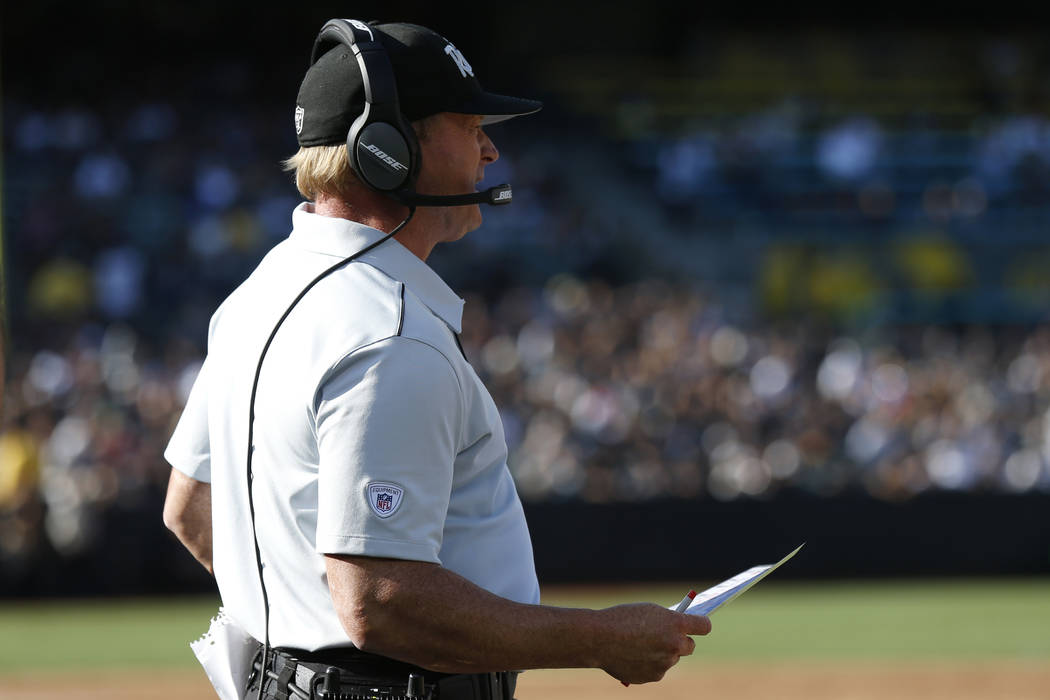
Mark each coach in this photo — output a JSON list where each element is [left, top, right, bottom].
[[162, 19, 709, 700]]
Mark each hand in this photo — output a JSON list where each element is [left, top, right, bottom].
[[594, 603, 712, 685]]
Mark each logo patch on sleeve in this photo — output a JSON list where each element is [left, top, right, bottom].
[[366, 482, 404, 518]]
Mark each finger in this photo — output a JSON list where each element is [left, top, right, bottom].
[[677, 635, 697, 657], [680, 613, 712, 636]]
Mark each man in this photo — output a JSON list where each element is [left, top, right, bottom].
[[163, 20, 710, 700]]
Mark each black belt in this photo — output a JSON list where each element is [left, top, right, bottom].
[[248, 647, 517, 700]]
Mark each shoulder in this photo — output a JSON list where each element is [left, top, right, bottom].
[[322, 334, 461, 398], [397, 289, 464, 369], [208, 245, 406, 358], [316, 335, 467, 430]]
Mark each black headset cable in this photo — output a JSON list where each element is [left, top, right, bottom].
[[245, 206, 416, 700]]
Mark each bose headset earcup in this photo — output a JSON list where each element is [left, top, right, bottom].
[[311, 19, 420, 193], [349, 119, 416, 192]]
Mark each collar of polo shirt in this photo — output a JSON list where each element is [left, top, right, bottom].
[[289, 203, 466, 333]]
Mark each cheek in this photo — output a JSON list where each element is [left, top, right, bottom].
[[419, 147, 461, 179], [449, 146, 477, 176]]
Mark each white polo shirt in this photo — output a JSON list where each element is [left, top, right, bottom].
[[165, 203, 540, 650]]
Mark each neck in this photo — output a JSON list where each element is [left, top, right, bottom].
[[314, 191, 449, 262]]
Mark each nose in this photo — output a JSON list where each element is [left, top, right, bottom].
[[479, 128, 499, 164]]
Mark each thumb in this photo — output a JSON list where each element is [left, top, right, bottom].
[[678, 612, 712, 636]]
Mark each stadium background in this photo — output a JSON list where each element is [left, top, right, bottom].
[[1, 3, 1048, 699]]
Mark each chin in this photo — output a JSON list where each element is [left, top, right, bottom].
[[460, 205, 483, 236], [435, 202, 482, 244]]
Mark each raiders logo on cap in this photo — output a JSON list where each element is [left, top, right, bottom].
[[295, 105, 305, 135]]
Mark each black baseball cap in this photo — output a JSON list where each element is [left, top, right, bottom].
[[294, 22, 542, 147]]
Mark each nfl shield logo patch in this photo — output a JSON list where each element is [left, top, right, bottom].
[[366, 482, 404, 519]]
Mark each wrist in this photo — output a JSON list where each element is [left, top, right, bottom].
[[559, 606, 609, 670]]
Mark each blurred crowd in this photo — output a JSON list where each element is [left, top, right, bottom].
[[4, 277, 1050, 570], [465, 277, 1050, 503], [4, 31, 1050, 575]]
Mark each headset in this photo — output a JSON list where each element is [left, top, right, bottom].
[[310, 18, 513, 207]]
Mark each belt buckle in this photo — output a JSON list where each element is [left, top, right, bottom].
[[312, 667, 424, 700]]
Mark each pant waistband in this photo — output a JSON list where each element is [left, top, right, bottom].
[[250, 647, 517, 700], [278, 645, 447, 683]]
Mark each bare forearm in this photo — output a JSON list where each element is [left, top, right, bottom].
[[163, 469, 214, 575], [175, 517, 214, 575], [326, 556, 708, 682], [328, 556, 600, 672]]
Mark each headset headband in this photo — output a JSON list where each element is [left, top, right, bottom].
[[311, 20, 399, 109], [310, 18, 419, 193]]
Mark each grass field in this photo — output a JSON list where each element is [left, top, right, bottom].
[[1, 578, 1048, 699]]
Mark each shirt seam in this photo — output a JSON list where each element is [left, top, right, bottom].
[[310, 334, 401, 423], [394, 336, 467, 434], [312, 335, 467, 435]]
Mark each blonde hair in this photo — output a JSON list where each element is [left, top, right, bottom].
[[281, 116, 435, 201], [281, 144, 357, 201]]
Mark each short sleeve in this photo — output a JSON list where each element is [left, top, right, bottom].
[[314, 337, 462, 563], [164, 358, 213, 483]]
